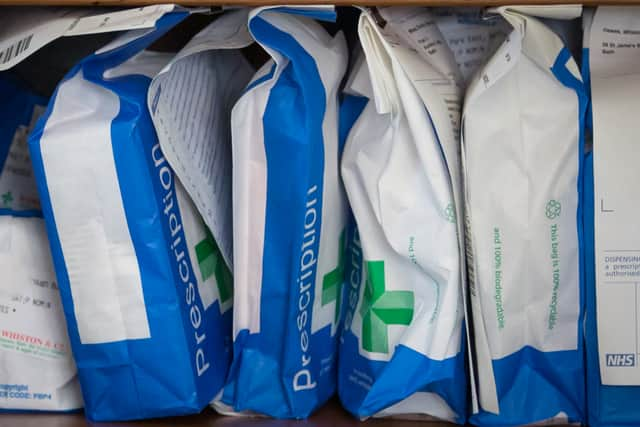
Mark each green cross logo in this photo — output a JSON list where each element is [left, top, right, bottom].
[[1, 191, 13, 207], [195, 226, 232, 304], [322, 230, 345, 323], [360, 261, 414, 354], [545, 199, 561, 220]]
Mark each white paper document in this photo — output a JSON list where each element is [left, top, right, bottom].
[[148, 10, 254, 269], [590, 6, 640, 386], [0, 5, 182, 70]]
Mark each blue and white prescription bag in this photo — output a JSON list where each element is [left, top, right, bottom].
[[217, 6, 348, 419], [28, 12, 233, 421]]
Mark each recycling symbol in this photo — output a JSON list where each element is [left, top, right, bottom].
[[444, 203, 456, 224], [545, 199, 561, 220]]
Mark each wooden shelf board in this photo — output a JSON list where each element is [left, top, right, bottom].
[[0, 401, 460, 427], [0, 0, 637, 6]]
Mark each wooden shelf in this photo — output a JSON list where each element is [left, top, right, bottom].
[[0, 401, 459, 427], [0, 0, 636, 6]]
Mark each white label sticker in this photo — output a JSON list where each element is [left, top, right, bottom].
[[39, 72, 150, 345], [0, 5, 179, 70], [0, 216, 72, 362]]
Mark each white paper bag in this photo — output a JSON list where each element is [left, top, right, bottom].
[[339, 7, 506, 421], [463, 5, 586, 425]]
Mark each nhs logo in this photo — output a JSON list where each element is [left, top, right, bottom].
[[606, 353, 636, 367]]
